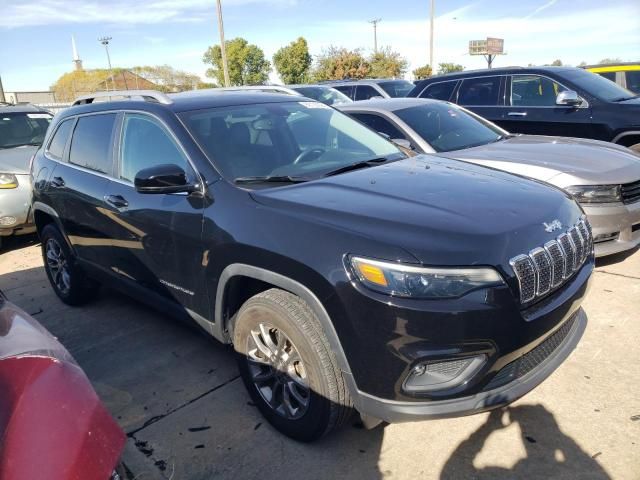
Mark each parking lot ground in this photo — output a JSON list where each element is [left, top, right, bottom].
[[0, 235, 638, 480]]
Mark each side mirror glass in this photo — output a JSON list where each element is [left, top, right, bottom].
[[134, 164, 195, 194], [556, 90, 582, 107]]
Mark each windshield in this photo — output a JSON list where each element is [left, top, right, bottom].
[[291, 86, 352, 105], [0, 112, 52, 149], [379, 80, 415, 98], [395, 102, 505, 152], [180, 101, 402, 183], [562, 68, 635, 101]]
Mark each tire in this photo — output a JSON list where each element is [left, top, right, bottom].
[[40, 224, 99, 305], [233, 288, 353, 442]]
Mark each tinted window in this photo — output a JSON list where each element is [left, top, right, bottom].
[[561, 68, 634, 101], [394, 103, 503, 152], [47, 119, 73, 160], [511, 75, 567, 106], [68, 114, 116, 174], [458, 76, 501, 106], [625, 71, 640, 93], [597, 71, 616, 82], [351, 113, 406, 140], [333, 85, 353, 98], [0, 112, 52, 149], [378, 80, 414, 98], [291, 86, 352, 105], [180, 102, 401, 182], [420, 81, 457, 101], [120, 114, 191, 183], [355, 85, 380, 100]]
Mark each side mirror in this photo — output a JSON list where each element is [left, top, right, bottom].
[[556, 90, 583, 107], [134, 164, 195, 194], [392, 138, 414, 150]]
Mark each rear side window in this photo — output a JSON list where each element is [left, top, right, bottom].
[[420, 81, 457, 100], [625, 71, 640, 93], [351, 113, 406, 140], [458, 76, 501, 106], [69, 114, 117, 174], [597, 71, 616, 82], [119, 113, 191, 183], [355, 85, 380, 100], [333, 85, 353, 98], [47, 119, 74, 160]]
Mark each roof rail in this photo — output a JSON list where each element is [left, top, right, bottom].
[[72, 90, 172, 106]]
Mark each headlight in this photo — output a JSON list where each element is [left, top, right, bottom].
[[0, 173, 18, 189], [565, 185, 621, 204], [349, 256, 504, 299]]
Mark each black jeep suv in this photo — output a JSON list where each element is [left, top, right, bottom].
[[409, 66, 640, 152], [31, 89, 593, 441]]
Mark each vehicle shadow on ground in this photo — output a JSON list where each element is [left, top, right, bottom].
[[595, 246, 639, 267], [0, 241, 607, 480], [0, 233, 39, 256], [440, 405, 610, 479]]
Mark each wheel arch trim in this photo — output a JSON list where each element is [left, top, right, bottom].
[[32, 202, 75, 254], [612, 130, 640, 145], [213, 263, 361, 403]]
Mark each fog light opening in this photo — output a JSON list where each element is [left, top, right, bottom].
[[403, 355, 486, 394], [0, 216, 17, 226], [593, 232, 619, 244]]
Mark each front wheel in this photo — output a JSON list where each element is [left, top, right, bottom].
[[40, 224, 99, 305], [233, 288, 353, 441]]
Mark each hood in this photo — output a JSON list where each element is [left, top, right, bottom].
[[251, 155, 582, 269], [439, 135, 640, 185], [0, 145, 38, 174]]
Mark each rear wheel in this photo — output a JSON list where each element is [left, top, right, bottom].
[[40, 224, 99, 305], [233, 288, 353, 441]]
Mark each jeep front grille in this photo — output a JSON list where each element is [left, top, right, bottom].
[[510, 217, 592, 304]]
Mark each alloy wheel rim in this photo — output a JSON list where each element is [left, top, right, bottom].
[[246, 323, 310, 420], [45, 238, 71, 295]]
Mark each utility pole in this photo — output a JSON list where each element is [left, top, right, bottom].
[[429, 0, 435, 74], [369, 18, 382, 54], [216, 0, 231, 87], [98, 36, 114, 90], [0, 75, 5, 103]]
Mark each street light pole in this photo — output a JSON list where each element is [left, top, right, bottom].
[[98, 36, 114, 91], [429, 0, 435, 74], [369, 18, 382, 54], [216, 0, 231, 87]]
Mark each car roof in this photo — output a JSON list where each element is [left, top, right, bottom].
[[324, 79, 411, 85], [56, 90, 307, 119], [414, 65, 585, 82], [337, 97, 440, 111], [0, 103, 51, 114]]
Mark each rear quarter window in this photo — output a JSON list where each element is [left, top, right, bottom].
[[47, 119, 74, 160], [68, 113, 117, 175]]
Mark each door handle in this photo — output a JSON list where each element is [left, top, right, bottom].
[[507, 112, 528, 117], [104, 194, 129, 209], [50, 176, 65, 188]]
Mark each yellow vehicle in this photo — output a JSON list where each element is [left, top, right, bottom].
[[583, 63, 640, 94]]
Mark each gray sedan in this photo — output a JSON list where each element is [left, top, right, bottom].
[[338, 98, 640, 257], [0, 104, 52, 249]]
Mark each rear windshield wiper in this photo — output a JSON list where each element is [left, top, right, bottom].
[[234, 175, 310, 185], [322, 157, 390, 178]]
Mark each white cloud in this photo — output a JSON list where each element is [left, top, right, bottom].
[[524, 0, 558, 19], [0, 0, 297, 28]]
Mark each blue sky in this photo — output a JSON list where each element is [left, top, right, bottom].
[[1, 0, 639, 91]]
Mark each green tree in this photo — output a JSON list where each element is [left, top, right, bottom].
[[598, 57, 622, 65], [312, 46, 370, 81], [412, 64, 433, 80], [367, 47, 408, 78], [550, 59, 563, 66], [203, 37, 271, 86], [273, 37, 312, 84], [130, 65, 200, 92], [437, 62, 465, 74], [578, 61, 587, 67]]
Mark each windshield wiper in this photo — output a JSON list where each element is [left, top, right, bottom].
[[322, 157, 390, 177], [234, 175, 310, 185]]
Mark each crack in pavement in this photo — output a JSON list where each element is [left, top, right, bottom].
[[595, 270, 640, 281], [127, 375, 241, 437]]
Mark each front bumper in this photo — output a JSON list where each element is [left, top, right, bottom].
[[583, 200, 640, 257], [0, 174, 34, 237], [355, 308, 586, 423]]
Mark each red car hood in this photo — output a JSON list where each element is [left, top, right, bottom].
[[0, 295, 125, 480]]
